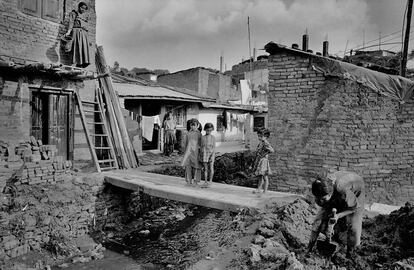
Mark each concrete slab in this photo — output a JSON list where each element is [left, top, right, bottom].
[[103, 169, 302, 212]]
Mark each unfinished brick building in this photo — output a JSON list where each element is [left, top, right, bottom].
[[265, 42, 414, 204], [0, 0, 96, 164]]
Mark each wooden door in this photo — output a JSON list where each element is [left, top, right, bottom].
[[48, 94, 69, 158]]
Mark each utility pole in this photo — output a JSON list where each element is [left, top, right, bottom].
[[247, 16, 253, 79], [247, 17, 252, 60], [363, 29, 365, 49], [344, 40, 349, 58], [379, 32, 381, 50], [401, 0, 413, 77]]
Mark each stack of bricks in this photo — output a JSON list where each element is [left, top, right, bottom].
[[0, 137, 72, 188], [266, 48, 414, 205], [17, 159, 72, 186]]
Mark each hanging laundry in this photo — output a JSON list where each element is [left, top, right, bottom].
[[237, 114, 247, 123], [141, 115, 161, 142]]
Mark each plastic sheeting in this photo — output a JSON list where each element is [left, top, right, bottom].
[[311, 57, 414, 103]]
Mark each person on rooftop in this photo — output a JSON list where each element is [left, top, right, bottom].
[[62, 1, 90, 67]]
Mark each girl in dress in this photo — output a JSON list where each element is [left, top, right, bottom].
[[63, 2, 90, 67], [252, 128, 274, 194], [181, 119, 202, 185], [200, 123, 215, 187]]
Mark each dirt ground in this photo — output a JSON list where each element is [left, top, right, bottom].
[[246, 199, 414, 270]]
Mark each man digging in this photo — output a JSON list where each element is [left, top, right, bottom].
[[307, 171, 365, 258]]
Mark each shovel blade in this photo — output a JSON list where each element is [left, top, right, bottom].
[[316, 239, 338, 257]]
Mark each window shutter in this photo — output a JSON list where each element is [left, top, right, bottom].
[[41, 0, 62, 23], [20, 0, 41, 17]]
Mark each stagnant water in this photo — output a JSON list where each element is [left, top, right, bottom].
[[105, 206, 214, 269], [60, 204, 225, 270]]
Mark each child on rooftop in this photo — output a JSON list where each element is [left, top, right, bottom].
[[252, 128, 274, 194], [181, 118, 202, 185], [200, 123, 215, 187]]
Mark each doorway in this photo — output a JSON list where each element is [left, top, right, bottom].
[[30, 90, 74, 160]]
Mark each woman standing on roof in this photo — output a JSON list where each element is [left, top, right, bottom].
[[62, 2, 90, 68], [163, 112, 177, 157]]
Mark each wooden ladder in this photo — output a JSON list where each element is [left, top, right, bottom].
[[74, 89, 119, 172]]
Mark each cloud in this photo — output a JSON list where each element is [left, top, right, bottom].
[[96, 0, 403, 72]]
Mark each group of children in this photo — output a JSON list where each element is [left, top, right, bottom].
[[181, 117, 274, 194], [181, 119, 215, 187]]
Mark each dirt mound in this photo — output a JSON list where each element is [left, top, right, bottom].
[[356, 202, 414, 269], [248, 199, 414, 270]]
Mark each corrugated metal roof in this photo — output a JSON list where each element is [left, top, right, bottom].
[[114, 82, 205, 102], [111, 73, 214, 102]]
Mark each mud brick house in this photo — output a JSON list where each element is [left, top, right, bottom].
[[111, 73, 214, 154], [158, 67, 241, 103], [112, 73, 261, 152], [0, 0, 97, 165], [265, 42, 414, 204]]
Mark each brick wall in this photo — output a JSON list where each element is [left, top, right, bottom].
[[157, 69, 200, 94], [0, 77, 30, 145], [231, 59, 268, 81], [0, 75, 93, 162], [267, 52, 414, 205], [158, 68, 240, 102], [0, 0, 96, 72]]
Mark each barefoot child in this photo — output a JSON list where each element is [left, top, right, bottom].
[[181, 119, 202, 185], [201, 123, 215, 187], [252, 128, 274, 194]]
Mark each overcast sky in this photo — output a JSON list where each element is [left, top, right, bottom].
[[96, 0, 408, 73]]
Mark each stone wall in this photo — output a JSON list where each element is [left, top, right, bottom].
[[267, 51, 414, 204]]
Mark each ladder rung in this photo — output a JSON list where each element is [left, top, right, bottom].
[[87, 122, 104, 124], [84, 109, 101, 113], [98, 159, 115, 163], [91, 133, 108, 136], [81, 100, 98, 105], [94, 146, 111, 149], [101, 167, 118, 171]]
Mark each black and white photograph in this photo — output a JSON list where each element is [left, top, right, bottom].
[[0, 0, 413, 269]]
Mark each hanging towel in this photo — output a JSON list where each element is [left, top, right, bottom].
[[240, 79, 252, 105], [142, 116, 155, 142]]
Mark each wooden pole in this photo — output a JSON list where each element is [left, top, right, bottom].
[[401, 0, 413, 77]]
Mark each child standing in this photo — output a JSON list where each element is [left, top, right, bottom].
[[200, 123, 216, 187], [252, 128, 274, 194], [181, 119, 202, 185]]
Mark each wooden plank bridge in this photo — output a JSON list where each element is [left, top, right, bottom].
[[103, 170, 302, 212]]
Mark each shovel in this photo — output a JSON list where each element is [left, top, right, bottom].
[[317, 208, 339, 258]]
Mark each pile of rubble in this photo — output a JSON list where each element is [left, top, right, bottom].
[[0, 173, 105, 265], [247, 199, 414, 270]]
